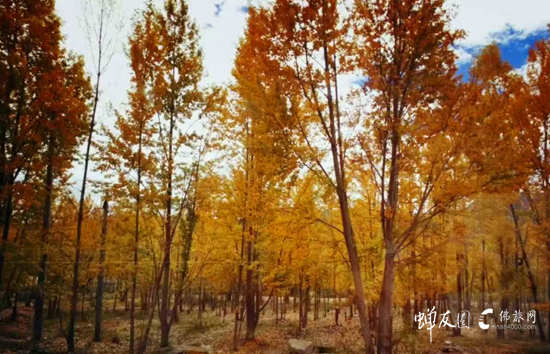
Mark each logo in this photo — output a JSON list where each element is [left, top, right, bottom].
[[415, 307, 536, 342], [479, 308, 493, 329]]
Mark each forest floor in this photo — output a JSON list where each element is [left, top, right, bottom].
[[0, 302, 548, 354]]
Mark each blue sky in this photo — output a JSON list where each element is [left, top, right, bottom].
[[456, 26, 549, 80], [496, 28, 548, 68]]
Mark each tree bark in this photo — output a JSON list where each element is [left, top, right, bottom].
[[67, 8, 104, 347], [245, 232, 256, 340], [32, 125, 54, 343], [94, 200, 108, 341], [67, 70, 100, 354], [378, 250, 396, 353], [159, 105, 174, 348], [130, 127, 143, 354], [318, 12, 373, 351], [456, 253, 463, 336]]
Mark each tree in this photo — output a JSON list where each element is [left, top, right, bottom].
[[0, 0, 90, 345], [229, 21, 299, 341], [32, 54, 91, 344], [67, 0, 120, 351], [349, 1, 465, 351], [239, 1, 376, 351], [0, 0, 79, 293], [93, 199, 108, 341], [97, 5, 157, 350], [148, 0, 204, 347], [517, 24, 550, 341], [120, 1, 220, 349]]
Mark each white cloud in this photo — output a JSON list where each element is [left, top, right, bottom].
[[513, 62, 529, 80], [454, 46, 474, 65], [448, 0, 550, 47]]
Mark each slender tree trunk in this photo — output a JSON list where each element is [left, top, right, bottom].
[[125, 288, 129, 311], [299, 275, 304, 330], [464, 251, 471, 318], [378, 248, 396, 353], [319, 10, 373, 351], [245, 231, 256, 340], [377, 86, 401, 353], [67, 14, 104, 347], [0, 101, 7, 292], [303, 278, 309, 329], [130, 128, 143, 354], [456, 253, 463, 336], [481, 241, 487, 329], [137, 277, 161, 354], [32, 126, 54, 343], [314, 285, 319, 321], [94, 201, 108, 342], [67, 70, 100, 354], [112, 281, 118, 312], [159, 109, 174, 348], [0, 79, 23, 293], [233, 217, 246, 350], [547, 244, 550, 342], [0, 184, 13, 290]]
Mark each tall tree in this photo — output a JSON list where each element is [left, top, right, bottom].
[[140, 0, 208, 347], [0, 0, 76, 292], [32, 54, 91, 344], [520, 24, 550, 342], [221, 25, 299, 342], [0, 1, 91, 345], [349, 1, 464, 352], [98, 5, 157, 350], [239, 1, 375, 351], [67, 0, 120, 351]]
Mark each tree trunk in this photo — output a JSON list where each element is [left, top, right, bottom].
[[112, 282, 118, 312], [378, 251, 396, 354], [456, 253, 463, 336], [130, 129, 143, 354], [67, 25, 102, 351], [94, 201, 108, 342], [0, 98, 8, 292], [233, 218, 246, 350], [159, 109, 174, 348], [245, 234, 256, 340], [0, 184, 13, 292], [137, 278, 160, 354], [303, 278, 309, 329], [481, 241, 487, 329], [32, 126, 54, 343], [299, 275, 304, 330]]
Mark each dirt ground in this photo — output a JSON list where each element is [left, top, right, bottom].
[[0, 303, 548, 353]]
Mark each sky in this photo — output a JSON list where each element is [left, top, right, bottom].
[[54, 0, 550, 198]]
